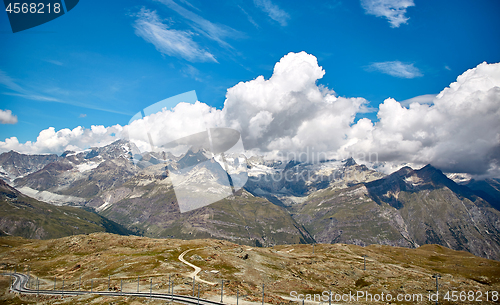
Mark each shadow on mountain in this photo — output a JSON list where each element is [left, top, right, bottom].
[[365, 164, 484, 209]]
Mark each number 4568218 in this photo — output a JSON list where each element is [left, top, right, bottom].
[[5, 2, 61, 14]]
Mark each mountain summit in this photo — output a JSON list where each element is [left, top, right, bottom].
[[293, 163, 500, 259]]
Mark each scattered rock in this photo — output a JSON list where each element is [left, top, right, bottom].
[[190, 254, 203, 261]]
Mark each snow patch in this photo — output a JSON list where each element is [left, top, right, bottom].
[[17, 186, 86, 206], [446, 172, 472, 184], [76, 160, 102, 173], [96, 200, 112, 212], [96, 195, 112, 212], [404, 175, 424, 186], [64, 148, 91, 157]]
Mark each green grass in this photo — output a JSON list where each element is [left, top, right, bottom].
[[0, 194, 133, 240]]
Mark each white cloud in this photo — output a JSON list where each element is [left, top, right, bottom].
[[133, 8, 216, 63], [45, 59, 63, 66], [360, 0, 415, 28], [181, 64, 202, 82], [2, 53, 499, 178], [0, 69, 62, 102], [0, 109, 18, 124], [0, 69, 65, 103], [248, 111, 273, 139], [221, 52, 367, 157], [125, 101, 220, 153], [156, 0, 241, 49], [253, 0, 290, 26], [367, 61, 423, 78], [177, 0, 200, 11], [238, 5, 260, 28], [400, 94, 436, 107], [0, 125, 123, 155], [0, 69, 131, 115], [0, 69, 25, 93], [3, 92, 60, 102], [343, 61, 500, 176]]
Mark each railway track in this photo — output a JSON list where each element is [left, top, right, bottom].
[[4, 272, 226, 305]]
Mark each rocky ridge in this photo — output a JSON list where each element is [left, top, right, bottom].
[[1, 140, 500, 260]]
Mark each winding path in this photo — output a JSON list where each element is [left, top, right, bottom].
[[178, 248, 217, 286]]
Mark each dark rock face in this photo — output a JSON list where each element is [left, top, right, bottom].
[[13, 141, 139, 199], [0, 150, 59, 181], [177, 149, 210, 169], [364, 165, 478, 209], [292, 164, 500, 260], [14, 160, 74, 191], [464, 178, 500, 210]]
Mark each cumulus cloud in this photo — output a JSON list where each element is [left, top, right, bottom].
[[253, 0, 290, 26], [360, 0, 415, 28], [2, 52, 499, 178], [133, 8, 217, 63], [0, 109, 18, 124], [125, 100, 221, 153], [367, 61, 423, 78], [221, 52, 367, 158], [343, 61, 500, 176], [0, 125, 123, 155]]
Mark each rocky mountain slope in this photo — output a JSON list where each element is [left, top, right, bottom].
[[292, 165, 500, 260], [0, 150, 58, 182], [0, 180, 132, 239], [6, 141, 308, 245], [245, 157, 384, 197], [464, 178, 500, 210], [2, 140, 500, 260], [11, 141, 139, 205], [84, 162, 313, 246]]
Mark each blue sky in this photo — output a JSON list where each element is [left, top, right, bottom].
[[1, 0, 500, 145]]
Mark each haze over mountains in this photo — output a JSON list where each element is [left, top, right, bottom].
[[1, 138, 500, 260]]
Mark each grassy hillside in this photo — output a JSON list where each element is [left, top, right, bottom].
[[0, 233, 499, 304], [0, 180, 132, 239]]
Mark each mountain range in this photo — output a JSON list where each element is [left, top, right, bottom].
[[1, 139, 500, 259]]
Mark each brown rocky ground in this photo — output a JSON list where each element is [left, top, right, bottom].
[[0, 233, 499, 304]]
